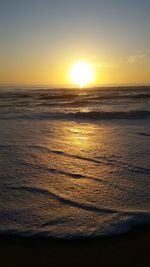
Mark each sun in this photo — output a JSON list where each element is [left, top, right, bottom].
[[69, 61, 95, 88]]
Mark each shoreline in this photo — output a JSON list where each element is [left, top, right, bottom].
[[0, 225, 150, 267]]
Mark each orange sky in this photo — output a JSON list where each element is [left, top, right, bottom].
[[0, 1, 150, 86]]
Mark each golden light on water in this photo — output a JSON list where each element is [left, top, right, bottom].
[[69, 125, 89, 147], [69, 61, 95, 88]]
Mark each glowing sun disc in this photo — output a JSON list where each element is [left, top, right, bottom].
[[69, 61, 95, 88]]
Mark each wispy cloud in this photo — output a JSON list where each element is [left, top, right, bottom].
[[126, 53, 147, 64], [96, 52, 149, 69]]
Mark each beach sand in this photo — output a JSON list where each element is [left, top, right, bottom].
[[0, 225, 149, 267]]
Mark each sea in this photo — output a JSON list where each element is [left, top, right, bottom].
[[0, 85, 150, 239]]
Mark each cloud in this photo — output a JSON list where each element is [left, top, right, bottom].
[[96, 53, 149, 69], [127, 54, 147, 64]]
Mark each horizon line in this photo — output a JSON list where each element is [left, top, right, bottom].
[[0, 82, 150, 88]]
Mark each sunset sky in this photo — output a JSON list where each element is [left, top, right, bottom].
[[0, 0, 150, 86]]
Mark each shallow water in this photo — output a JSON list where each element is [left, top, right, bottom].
[[0, 86, 150, 238]]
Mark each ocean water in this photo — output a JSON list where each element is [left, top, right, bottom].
[[0, 85, 150, 239]]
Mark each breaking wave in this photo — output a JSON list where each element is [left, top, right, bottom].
[[1, 110, 150, 121]]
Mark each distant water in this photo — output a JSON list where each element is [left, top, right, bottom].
[[0, 85, 150, 239]]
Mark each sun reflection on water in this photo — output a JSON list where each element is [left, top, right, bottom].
[[66, 123, 94, 148]]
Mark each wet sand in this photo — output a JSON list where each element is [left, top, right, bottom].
[[0, 225, 150, 267]]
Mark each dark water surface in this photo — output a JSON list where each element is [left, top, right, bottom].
[[0, 86, 150, 238]]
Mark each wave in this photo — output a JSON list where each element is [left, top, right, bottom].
[[0, 185, 150, 239], [2, 110, 150, 121], [66, 110, 150, 120], [8, 185, 118, 215], [0, 87, 150, 103]]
